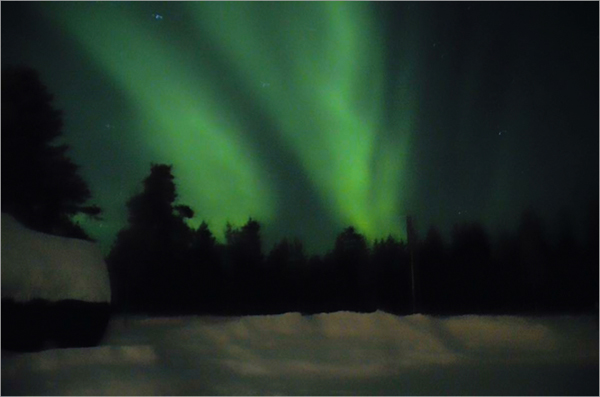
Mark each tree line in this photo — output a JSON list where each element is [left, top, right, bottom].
[[105, 163, 599, 316], [3, 66, 598, 316]]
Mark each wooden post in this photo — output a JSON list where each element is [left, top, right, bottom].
[[407, 216, 418, 314]]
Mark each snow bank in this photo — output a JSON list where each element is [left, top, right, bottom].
[[3, 311, 597, 395], [1, 213, 110, 303], [167, 311, 597, 370]]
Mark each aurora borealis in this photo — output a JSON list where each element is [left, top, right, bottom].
[[2, 2, 598, 254]]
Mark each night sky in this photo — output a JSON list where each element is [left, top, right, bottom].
[[2, 2, 598, 254]]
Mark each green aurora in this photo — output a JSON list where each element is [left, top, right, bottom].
[[4, 2, 597, 254], [41, 2, 415, 248]]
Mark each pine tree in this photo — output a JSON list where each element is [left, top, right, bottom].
[[2, 66, 100, 239], [107, 164, 193, 312]]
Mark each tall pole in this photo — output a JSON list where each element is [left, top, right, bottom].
[[407, 216, 417, 314]]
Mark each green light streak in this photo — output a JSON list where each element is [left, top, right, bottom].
[[188, 2, 414, 240], [41, 2, 417, 246], [41, 3, 277, 238]]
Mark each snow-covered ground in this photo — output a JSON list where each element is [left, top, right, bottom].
[[1, 213, 110, 303], [2, 311, 598, 395]]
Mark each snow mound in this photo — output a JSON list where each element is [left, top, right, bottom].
[[3, 312, 598, 395], [1, 213, 111, 303], [168, 311, 597, 370]]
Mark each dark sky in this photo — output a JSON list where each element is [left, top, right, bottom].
[[2, 2, 598, 254]]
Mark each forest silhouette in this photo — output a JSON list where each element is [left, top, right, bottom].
[[3, 66, 598, 317]]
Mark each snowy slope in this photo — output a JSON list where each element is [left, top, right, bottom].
[[1, 213, 110, 303], [2, 311, 598, 395]]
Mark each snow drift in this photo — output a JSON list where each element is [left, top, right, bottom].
[[2, 311, 598, 395], [1, 213, 110, 303], [1, 213, 111, 351]]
